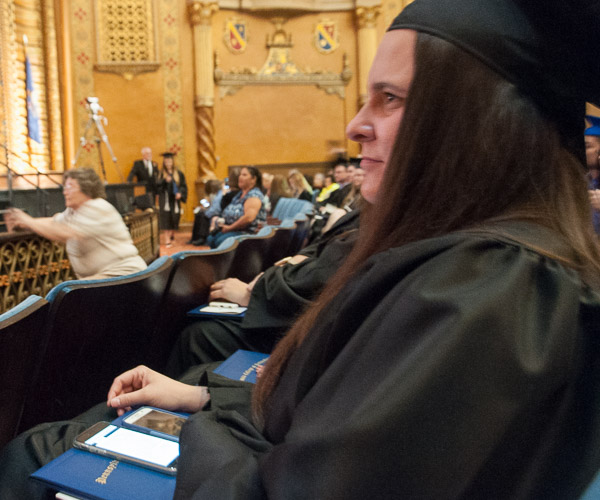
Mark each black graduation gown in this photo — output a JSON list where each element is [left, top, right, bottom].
[[175, 221, 600, 499]]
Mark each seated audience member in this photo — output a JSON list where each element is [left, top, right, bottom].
[[316, 171, 339, 202], [321, 165, 365, 233], [166, 208, 359, 376], [266, 174, 293, 215], [287, 169, 313, 202], [158, 152, 187, 247], [0, 209, 360, 500], [3, 2, 600, 498], [4, 168, 147, 280], [585, 116, 600, 234], [326, 164, 355, 207], [261, 172, 274, 195], [206, 166, 266, 248], [311, 172, 325, 202], [189, 179, 224, 246]]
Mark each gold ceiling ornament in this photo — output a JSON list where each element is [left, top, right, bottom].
[[93, 0, 160, 80], [214, 18, 352, 99]]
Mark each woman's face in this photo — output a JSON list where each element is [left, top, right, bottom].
[[346, 29, 416, 203], [63, 178, 91, 210], [163, 157, 174, 171], [238, 168, 257, 190]]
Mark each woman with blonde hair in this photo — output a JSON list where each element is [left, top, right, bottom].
[[287, 169, 313, 202]]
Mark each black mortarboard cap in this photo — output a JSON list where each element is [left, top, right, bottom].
[[160, 151, 176, 158], [389, 0, 600, 157], [585, 116, 600, 137]]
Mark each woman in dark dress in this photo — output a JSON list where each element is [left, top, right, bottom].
[[1, 1, 600, 498], [158, 152, 187, 246]]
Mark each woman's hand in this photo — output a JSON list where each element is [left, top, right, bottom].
[[209, 278, 252, 306], [4, 208, 33, 232], [175, 192, 182, 200], [107, 365, 210, 416], [220, 224, 232, 233]]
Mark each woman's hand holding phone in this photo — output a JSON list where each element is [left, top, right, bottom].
[[107, 365, 210, 416]]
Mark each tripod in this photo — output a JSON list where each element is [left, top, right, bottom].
[[73, 97, 123, 182]]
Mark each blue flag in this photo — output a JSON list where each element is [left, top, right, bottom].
[[25, 54, 41, 143]]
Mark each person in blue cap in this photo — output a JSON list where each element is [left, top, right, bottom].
[[586, 116, 600, 234]]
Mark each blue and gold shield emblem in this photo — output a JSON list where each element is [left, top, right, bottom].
[[315, 20, 339, 54], [224, 19, 247, 54]]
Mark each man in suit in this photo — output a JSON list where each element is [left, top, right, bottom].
[[127, 147, 159, 207]]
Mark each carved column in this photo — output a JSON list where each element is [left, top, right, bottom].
[[355, 5, 381, 107], [187, 1, 218, 183]]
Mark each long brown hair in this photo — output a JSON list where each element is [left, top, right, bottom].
[[253, 33, 600, 421]]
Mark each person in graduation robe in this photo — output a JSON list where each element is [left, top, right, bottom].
[[164, 209, 359, 378]]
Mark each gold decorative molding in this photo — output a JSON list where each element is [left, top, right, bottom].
[[158, 0, 185, 159], [194, 106, 216, 178], [93, 0, 160, 80], [94, 62, 161, 80], [356, 5, 381, 29], [41, 0, 64, 170], [187, 1, 218, 26], [71, 0, 97, 169], [217, 0, 380, 11], [215, 19, 352, 99]]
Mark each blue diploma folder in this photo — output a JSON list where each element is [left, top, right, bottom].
[[30, 411, 182, 499], [213, 349, 270, 384], [31, 448, 176, 500]]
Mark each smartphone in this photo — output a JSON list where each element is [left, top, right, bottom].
[[73, 422, 179, 475], [122, 406, 187, 441]]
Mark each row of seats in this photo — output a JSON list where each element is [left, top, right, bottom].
[[0, 213, 311, 449]]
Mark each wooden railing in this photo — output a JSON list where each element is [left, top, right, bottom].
[[0, 210, 159, 314]]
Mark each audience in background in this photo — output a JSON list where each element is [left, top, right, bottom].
[[311, 172, 325, 202], [4, 168, 147, 279], [158, 152, 187, 247], [287, 169, 313, 202], [206, 166, 266, 248], [321, 165, 365, 233], [267, 174, 293, 215], [316, 171, 339, 202], [189, 179, 224, 246]]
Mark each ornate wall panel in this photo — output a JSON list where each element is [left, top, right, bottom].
[[94, 0, 160, 78], [157, 0, 185, 157], [70, 0, 97, 169]]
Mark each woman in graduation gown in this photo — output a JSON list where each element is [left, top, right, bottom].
[[2, 1, 600, 498], [114, 2, 600, 496], [158, 152, 187, 246]]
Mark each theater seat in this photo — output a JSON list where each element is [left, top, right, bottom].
[[0, 295, 49, 447], [271, 197, 314, 221], [227, 226, 275, 282], [19, 257, 174, 432], [146, 238, 239, 371]]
